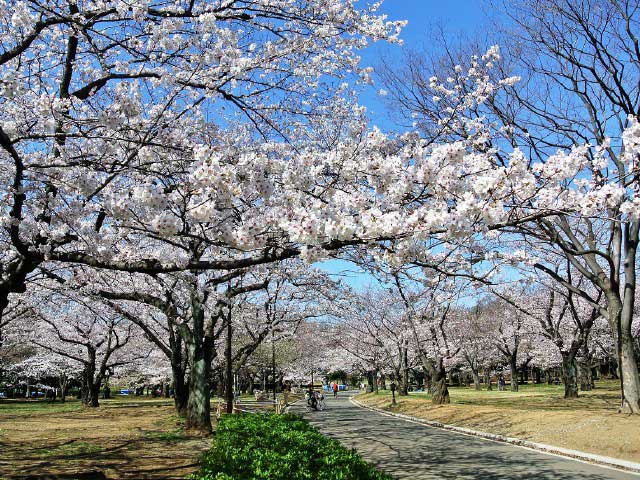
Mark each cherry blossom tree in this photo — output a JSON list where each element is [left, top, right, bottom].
[[20, 286, 149, 407], [0, 0, 405, 326], [10, 349, 78, 401], [377, 28, 640, 411]]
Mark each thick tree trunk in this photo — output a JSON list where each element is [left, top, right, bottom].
[[184, 295, 212, 434], [171, 363, 188, 415], [472, 369, 481, 391], [82, 381, 100, 407], [509, 356, 519, 392], [561, 353, 579, 399], [186, 344, 211, 433], [431, 359, 450, 405], [620, 329, 640, 413], [609, 293, 640, 413], [432, 373, 449, 404], [81, 353, 100, 407], [579, 358, 593, 391]]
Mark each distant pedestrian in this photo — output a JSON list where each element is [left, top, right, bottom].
[[332, 382, 338, 398]]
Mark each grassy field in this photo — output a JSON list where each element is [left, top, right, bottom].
[[0, 396, 211, 479], [357, 380, 640, 462]]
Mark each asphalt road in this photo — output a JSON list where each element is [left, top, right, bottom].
[[291, 392, 638, 480]]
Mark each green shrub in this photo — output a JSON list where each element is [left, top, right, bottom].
[[190, 413, 391, 480]]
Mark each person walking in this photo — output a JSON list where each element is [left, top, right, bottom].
[[332, 382, 338, 399]]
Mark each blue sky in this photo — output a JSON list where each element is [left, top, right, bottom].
[[358, 0, 488, 130], [317, 1, 488, 290]]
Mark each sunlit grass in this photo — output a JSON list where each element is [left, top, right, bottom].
[[362, 379, 621, 412]]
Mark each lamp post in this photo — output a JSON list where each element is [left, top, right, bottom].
[[390, 382, 397, 406], [272, 330, 277, 401]]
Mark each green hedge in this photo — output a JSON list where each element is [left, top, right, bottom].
[[190, 413, 391, 480]]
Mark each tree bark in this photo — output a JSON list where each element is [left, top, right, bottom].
[[579, 358, 593, 391], [400, 346, 409, 396], [430, 359, 450, 405], [81, 350, 100, 407], [185, 343, 211, 433], [373, 368, 379, 394], [224, 313, 234, 414], [509, 356, 519, 392], [59, 374, 68, 403], [184, 293, 212, 434], [171, 362, 188, 415], [609, 293, 640, 413], [619, 327, 640, 412], [561, 353, 579, 399], [472, 369, 481, 391]]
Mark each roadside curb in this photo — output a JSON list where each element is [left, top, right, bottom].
[[349, 395, 640, 476]]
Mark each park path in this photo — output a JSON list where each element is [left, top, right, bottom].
[[291, 392, 638, 480]]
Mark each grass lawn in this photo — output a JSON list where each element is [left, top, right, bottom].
[[357, 380, 640, 463], [0, 396, 211, 479]]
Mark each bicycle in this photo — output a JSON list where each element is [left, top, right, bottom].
[[305, 391, 326, 411]]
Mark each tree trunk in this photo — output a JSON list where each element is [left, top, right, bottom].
[[366, 370, 374, 393], [184, 295, 212, 434], [423, 366, 432, 393], [619, 328, 640, 413], [472, 369, 481, 391], [400, 346, 409, 396], [171, 364, 188, 415], [579, 358, 593, 391], [59, 375, 68, 403], [186, 343, 211, 433], [509, 356, 519, 392], [432, 372, 449, 404], [561, 353, 579, 399], [82, 381, 100, 408], [373, 368, 379, 394], [81, 352, 100, 407], [225, 316, 234, 414], [609, 293, 640, 413], [533, 368, 541, 384], [431, 359, 450, 405], [484, 370, 492, 391]]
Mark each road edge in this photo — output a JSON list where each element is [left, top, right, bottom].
[[349, 395, 640, 476]]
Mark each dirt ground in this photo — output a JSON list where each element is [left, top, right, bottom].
[[0, 399, 211, 480], [358, 381, 640, 463]]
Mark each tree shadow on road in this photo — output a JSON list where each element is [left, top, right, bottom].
[[296, 398, 629, 480]]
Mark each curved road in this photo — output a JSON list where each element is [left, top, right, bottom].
[[291, 392, 638, 480]]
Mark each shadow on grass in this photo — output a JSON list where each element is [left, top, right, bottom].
[[0, 433, 207, 480]]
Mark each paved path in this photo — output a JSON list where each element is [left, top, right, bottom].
[[291, 392, 638, 479]]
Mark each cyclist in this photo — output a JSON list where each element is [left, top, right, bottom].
[[306, 384, 318, 410]]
